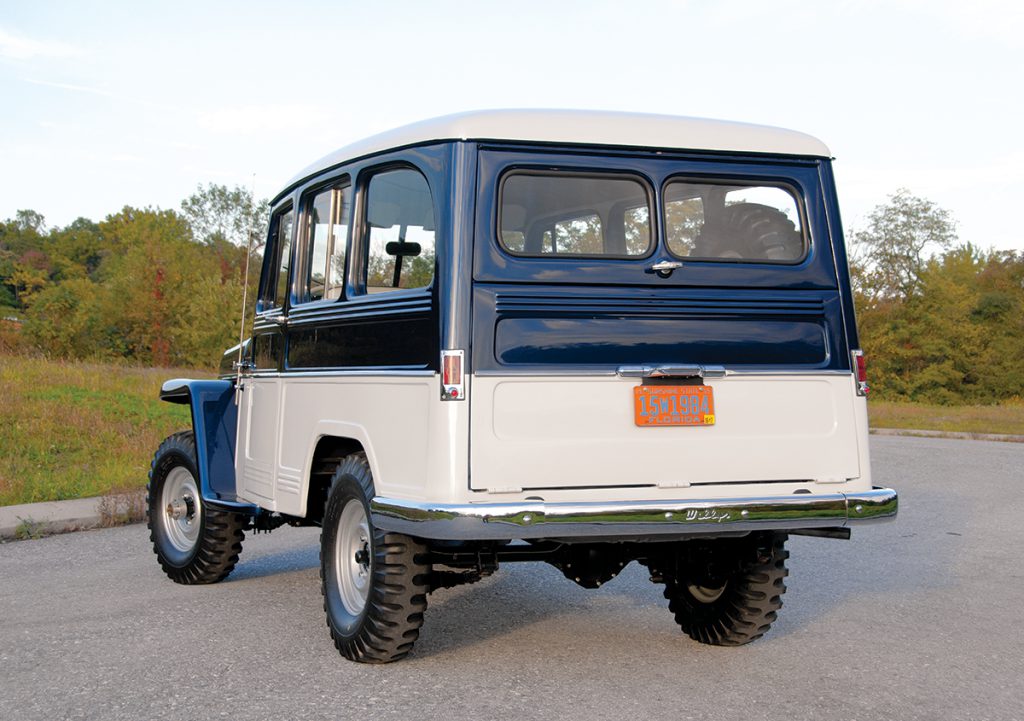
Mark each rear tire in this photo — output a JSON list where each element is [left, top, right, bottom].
[[655, 532, 789, 646], [320, 453, 430, 663], [147, 431, 245, 584]]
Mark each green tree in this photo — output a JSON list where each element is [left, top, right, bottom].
[[857, 242, 1024, 404], [21, 278, 105, 358], [47, 218, 106, 281], [180, 183, 270, 248], [852, 189, 957, 303], [0, 211, 48, 309], [98, 207, 201, 365]]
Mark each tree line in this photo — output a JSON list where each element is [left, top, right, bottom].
[[2, 186, 1022, 404], [851, 190, 1024, 404], [0, 185, 266, 368]]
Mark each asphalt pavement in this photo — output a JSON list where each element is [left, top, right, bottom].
[[1, 435, 1022, 721]]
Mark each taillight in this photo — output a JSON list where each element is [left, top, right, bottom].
[[441, 350, 465, 401], [851, 349, 869, 396]]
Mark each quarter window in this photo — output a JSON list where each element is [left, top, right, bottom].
[[664, 181, 804, 262], [260, 206, 293, 311], [304, 183, 351, 302], [363, 169, 436, 293], [500, 173, 652, 257]]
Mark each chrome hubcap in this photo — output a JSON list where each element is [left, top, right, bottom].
[[161, 466, 201, 553], [335, 501, 371, 615]]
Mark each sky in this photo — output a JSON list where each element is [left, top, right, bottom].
[[1, 0, 1022, 250]]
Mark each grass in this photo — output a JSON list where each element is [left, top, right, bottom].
[[14, 516, 45, 540], [868, 399, 1024, 436], [0, 352, 202, 506]]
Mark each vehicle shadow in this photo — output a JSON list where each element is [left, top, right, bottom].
[[223, 438, 999, 655], [228, 540, 320, 581], [408, 558, 688, 660], [413, 474, 977, 654]]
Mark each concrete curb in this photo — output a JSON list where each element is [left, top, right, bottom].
[[870, 428, 1024, 443], [0, 491, 146, 540], [0, 497, 105, 539]]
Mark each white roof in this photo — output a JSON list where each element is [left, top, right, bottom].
[[286, 109, 831, 190]]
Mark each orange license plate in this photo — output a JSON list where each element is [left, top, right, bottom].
[[633, 385, 715, 426]]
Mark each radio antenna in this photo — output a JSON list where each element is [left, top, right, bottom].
[[235, 173, 257, 390]]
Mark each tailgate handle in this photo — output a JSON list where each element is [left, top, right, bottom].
[[648, 260, 684, 277], [617, 364, 726, 379]]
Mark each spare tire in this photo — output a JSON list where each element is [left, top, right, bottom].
[[693, 202, 802, 261]]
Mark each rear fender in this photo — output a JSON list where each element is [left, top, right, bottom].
[[159, 378, 258, 514]]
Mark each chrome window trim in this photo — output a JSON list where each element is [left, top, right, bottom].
[[244, 369, 436, 379], [470, 368, 854, 378]]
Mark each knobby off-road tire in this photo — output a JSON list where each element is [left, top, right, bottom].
[[320, 452, 430, 663], [660, 532, 789, 646], [147, 431, 245, 584], [694, 202, 802, 261]]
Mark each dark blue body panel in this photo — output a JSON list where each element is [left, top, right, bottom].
[[471, 146, 853, 375], [473, 284, 843, 372], [159, 379, 257, 513]]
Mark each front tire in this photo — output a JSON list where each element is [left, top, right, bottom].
[[653, 532, 789, 646], [147, 431, 245, 584], [320, 453, 430, 663]]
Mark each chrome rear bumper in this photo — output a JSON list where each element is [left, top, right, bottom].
[[370, 487, 898, 541]]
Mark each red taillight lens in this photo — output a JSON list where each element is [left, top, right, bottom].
[[443, 353, 461, 386], [441, 349, 465, 401], [852, 349, 869, 396]]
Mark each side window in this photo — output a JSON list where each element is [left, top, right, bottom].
[[664, 181, 804, 262], [363, 168, 436, 293], [260, 206, 293, 311], [303, 183, 352, 303], [499, 173, 653, 257]]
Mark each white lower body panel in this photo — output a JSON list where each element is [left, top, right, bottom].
[[237, 373, 467, 517], [469, 374, 868, 494]]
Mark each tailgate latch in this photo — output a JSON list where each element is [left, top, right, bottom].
[[617, 364, 727, 379]]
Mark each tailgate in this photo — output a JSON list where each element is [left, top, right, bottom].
[[468, 286, 860, 491], [468, 148, 859, 492]]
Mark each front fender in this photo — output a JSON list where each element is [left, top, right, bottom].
[[160, 378, 258, 514]]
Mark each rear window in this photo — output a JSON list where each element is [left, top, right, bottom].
[[664, 180, 805, 262], [500, 173, 652, 257]]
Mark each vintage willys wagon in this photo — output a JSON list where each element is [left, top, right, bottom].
[[147, 110, 897, 662]]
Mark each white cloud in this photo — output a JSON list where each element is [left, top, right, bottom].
[[197, 104, 329, 135], [24, 77, 114, 97], [920, 0, 1024, 47], [0, 27, 77, 60]]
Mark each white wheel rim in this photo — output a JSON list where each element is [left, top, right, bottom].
[[160, 466, 202, 553], [335, 500, 371, 615]]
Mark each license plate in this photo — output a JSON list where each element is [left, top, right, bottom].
[[634, 385, 715, 426]]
